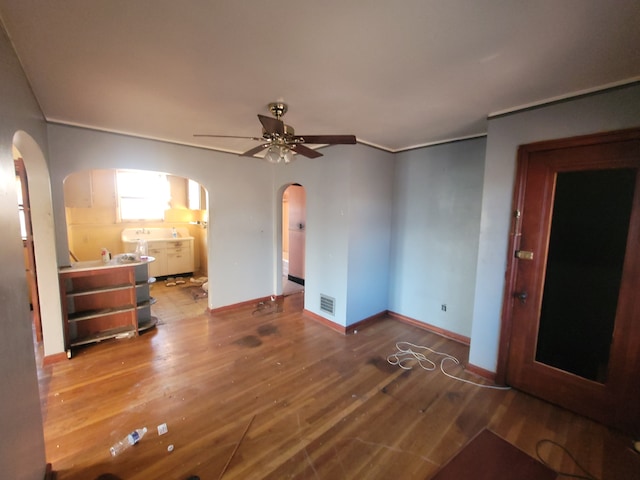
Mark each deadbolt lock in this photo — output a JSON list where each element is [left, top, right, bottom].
[[515, 250, 534, 260]]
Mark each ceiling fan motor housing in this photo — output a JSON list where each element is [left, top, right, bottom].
[[263, 123, 296, 142]]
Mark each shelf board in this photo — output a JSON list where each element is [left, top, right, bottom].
[[68, 304, 136, 322], [66, 283, 133, 297], [69, 326, 136, 347]]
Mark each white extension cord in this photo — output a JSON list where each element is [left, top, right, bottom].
[[386, 341, 511, 390]]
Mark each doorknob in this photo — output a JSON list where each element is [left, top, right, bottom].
[[514, 291, 528, 304]]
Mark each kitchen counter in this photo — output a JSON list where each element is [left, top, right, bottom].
[[60, 255, 155, 273], [120, 227, 195, 278]]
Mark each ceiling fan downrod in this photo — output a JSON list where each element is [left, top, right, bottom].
[[268, 102, 288, 120]]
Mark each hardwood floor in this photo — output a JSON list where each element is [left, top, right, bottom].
[[36, 282, 640, 479]]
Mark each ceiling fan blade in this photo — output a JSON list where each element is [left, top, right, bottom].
[[258, 114, 284, 136], [241, 144, 269, 157], [294, 134, 356, 145], [194, 134, 262, 140], [291, 143, 323, 159]]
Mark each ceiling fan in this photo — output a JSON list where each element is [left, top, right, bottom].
[[194, 102, 356, 163]]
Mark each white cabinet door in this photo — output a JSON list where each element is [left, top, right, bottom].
[[167, 247, 193, 274], [122, 239, 193, 277], [148, 256, 165, 277], [166, 239, 193, 274], [147, 243, 167, 277]]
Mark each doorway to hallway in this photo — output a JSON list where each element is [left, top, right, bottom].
[[282, 184, 305, 296]]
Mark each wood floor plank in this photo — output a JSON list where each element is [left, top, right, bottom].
[[34, 284, 640, 479]]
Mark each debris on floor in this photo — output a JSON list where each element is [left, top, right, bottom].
[[190, 276, 208, 285], [252, 297, 283, 315], [218, 415, 255, 479], [190, 286, 207, 300]]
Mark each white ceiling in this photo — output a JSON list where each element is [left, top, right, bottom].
[[1, 1, 639, 156]]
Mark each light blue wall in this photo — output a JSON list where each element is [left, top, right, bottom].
[[469, 83, 640, 372], [0, 24, 48, 480], [274, 144, 394, 327], [389, 138, 486, 337], [346, 146, 394, 326], [275, 149, 352, 323], [47, 125, 277, 309]]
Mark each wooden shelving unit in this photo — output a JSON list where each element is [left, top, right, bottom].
[[59, 258, 157, 358], [135, 262, 158, 332]]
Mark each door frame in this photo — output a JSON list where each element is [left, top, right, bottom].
[[15, 157, 43, 342], [496, 127, 640, 387]]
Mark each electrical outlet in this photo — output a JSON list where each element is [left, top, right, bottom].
[[441, 304, 447, 312]]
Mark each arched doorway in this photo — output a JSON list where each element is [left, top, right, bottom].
[[13, 131, 66, 359], [282, 184, 305, 296], [62, 168, 209, 281]]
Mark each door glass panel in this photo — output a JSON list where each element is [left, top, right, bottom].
[[536, 168, 636, 382]]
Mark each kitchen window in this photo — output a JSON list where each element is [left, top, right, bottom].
[[116, 170, 170, 221]]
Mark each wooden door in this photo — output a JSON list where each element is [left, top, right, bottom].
[[15, 158, 43, 342], [500, 129, 640, 434]]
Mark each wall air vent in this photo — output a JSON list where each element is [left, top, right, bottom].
[[320, 294, 335, 316]]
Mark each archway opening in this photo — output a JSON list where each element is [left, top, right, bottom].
[[63, 168, 209, 275], [62, 168, 211, 330], [13, 130, 66, 359], [282, 184, 305, 297]]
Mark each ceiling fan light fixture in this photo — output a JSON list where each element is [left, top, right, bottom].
[[264, 145, 295, 164], [264, 145, 281, 164], [282, 147, 294, 164]]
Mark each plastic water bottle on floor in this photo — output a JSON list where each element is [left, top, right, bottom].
[[110, 427, 147, 456]]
